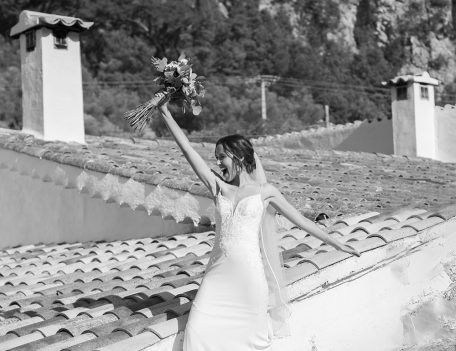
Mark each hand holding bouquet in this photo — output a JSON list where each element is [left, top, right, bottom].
[[124, 54, 205, 132]]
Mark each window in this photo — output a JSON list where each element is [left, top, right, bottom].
[[53, 29, 68, 49], [26, 30, 36, 52], [397, 86, 407, 100], [420, 85, 429, 100]]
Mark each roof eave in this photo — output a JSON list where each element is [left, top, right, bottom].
[[381, 72, 439, 88], [10, 10, 93, 38]]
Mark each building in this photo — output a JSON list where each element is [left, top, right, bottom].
[[1, 10, 456, 351], [254, 72, 456, 164], [10, 10, 92, 143], [1, 131, 456, 350]]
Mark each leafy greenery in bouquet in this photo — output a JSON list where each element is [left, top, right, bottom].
[[124, 54, 205, 132]]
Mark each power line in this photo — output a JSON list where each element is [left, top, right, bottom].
[[80, 76, 390, 98], [81, 75, 390, 91]]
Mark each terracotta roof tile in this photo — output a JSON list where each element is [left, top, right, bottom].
[[65, 330, 130, 350], [0, 331, 45, 350], [350, 219, 399, 233], [401, 216, 444, 231], [112, 314, 167, 337], [85, 314, 145, 338], [332, 212, 380, 226], [144, 313, 189, 339], [368, 227, 417, 243], [427, 203, 456, 220], [2, 130, 456, 349], [0, 316, 44, 336], [282, 246, 315, 263], [58, 313, 119, 338], [2, 130, 456, 218], [95, 331, 160, 351], [302, 250, 353, 270], [285, 262, 320, 284], [38, 333, 96, 350], [345, 237, 387, 253], [383, 208, 429, 222], [340, 230, 370, 243]]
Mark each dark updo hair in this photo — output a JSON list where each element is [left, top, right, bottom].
[[216, 134, 256, 174]]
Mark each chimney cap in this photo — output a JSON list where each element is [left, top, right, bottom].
[[10, 10, 93, 38], [381, 72, 439, 87]]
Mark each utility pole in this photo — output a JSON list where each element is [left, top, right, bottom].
[[325, 105, 330, 127], [261, 78, 267, 121], [259, 75, 277, 130]]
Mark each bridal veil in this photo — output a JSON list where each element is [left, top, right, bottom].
[[253, 152, 292, 339]]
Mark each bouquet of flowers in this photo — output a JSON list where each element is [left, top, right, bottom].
[[124, 54, 205, 132]]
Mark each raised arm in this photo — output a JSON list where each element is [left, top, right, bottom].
[[158, 103, 217, 197], [264, 184, 360, 257]]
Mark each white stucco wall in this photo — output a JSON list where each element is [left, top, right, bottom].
[[391, 84, 417, 157], [18, 27, 85, 143], [41, 28, 85, 143], [335, 118, 393, 154], [412, 84, 436, 159], [0, 148, 214, 249], [20, 28, 44, 136], [435, 105, 456, 163], [273, 218, 456, 351]]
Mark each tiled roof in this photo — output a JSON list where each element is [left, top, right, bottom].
[[0, 203, 455, 350], [382, 71, 439, 87], [10, 10, 93, 38], [1, 128, 456, 348], [1, 128, 455, 220]]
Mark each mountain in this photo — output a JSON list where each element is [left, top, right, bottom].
[[0, 0, 455, 136], [260, 0, 456, 84]]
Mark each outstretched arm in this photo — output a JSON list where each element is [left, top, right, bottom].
[[264, 184, 360, 256], [158, 103, 217, 197]]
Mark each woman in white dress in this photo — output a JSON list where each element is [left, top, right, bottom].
[[157, 103, 360, 350]]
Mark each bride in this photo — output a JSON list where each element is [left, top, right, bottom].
[[157, 103, 360, 350]]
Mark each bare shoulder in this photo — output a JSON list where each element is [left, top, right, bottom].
[[260, 182, 282, 201]]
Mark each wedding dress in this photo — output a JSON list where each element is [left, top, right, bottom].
[[183, 186, 274, 350]]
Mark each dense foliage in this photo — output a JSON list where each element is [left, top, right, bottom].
[[0, 0, 453, 138]]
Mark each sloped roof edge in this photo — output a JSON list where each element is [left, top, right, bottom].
[[382, 72, 439, 87], [10, 10, 93, 38]]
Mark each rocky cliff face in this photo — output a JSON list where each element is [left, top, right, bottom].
[[364, 0, 455, 84], [260, 0, 456, 86]]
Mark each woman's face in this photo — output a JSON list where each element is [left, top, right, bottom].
[[215, 144, 237, 182]]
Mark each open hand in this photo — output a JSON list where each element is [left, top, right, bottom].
[[339, 244, 361, 257]]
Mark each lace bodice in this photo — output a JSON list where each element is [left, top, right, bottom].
[[208, 193, 265, 267]]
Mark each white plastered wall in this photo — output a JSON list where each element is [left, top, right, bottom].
[[391, 84, 417, 156], [435, 105, 456, 162], [20, 28, 44, 136], [412, 84, 436, 159], [41, 28, 85, 143], [0, 148, 214, 249], [19, 27, 85, 143]]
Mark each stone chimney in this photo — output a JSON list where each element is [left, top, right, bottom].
[[383, 72, 439, 159], [10, 10, 93, 143]]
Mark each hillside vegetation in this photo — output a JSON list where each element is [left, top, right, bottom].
[[0, 0, 455, 138]]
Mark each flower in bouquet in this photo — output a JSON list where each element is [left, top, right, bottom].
[[124, 54, 205, 132]]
